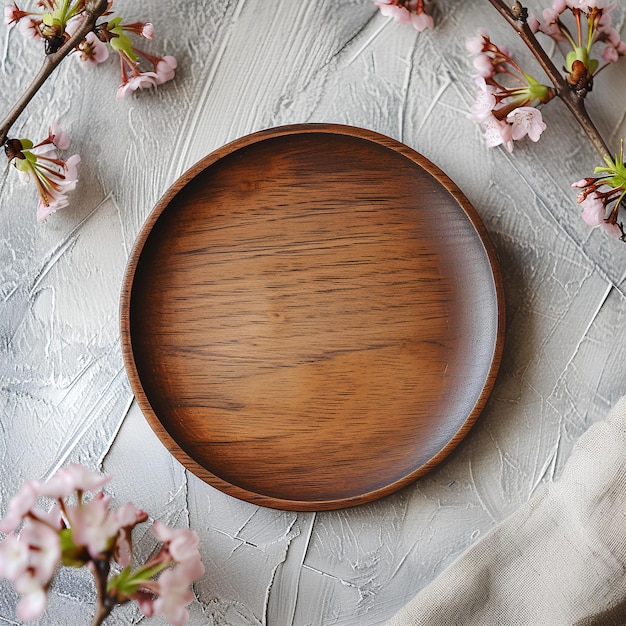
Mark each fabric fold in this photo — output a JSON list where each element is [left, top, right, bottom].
[[386, 396, 626, 626]]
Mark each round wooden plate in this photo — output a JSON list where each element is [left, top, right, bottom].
[[120, 124, 504, 511]]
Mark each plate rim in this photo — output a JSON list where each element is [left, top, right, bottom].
[[119, 123, 505, 511]]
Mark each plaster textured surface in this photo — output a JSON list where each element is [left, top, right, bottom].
[[1, 1, 625, 624]]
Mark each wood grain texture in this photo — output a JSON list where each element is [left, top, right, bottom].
[[120, 124, 504, 510]]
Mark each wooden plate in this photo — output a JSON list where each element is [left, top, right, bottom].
[[120, 124, 504, 511]]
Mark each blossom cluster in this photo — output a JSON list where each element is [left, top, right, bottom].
[[5, 0, 177, 99], [529, 0, 626, 92], [466, 29, 554, 152], [374, 0, 434, 32], [572, 146, 626, 239], [3, 0, 177, 221], [5, 122, 79, 221], [0, 464, 204, 625]]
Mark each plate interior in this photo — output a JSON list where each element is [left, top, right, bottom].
[[122, 126, 503, 510]]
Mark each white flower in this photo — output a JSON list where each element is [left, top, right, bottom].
[[484, 115, 514, 152], [77, 31, 109, 67], [507, 106, 547, 142]]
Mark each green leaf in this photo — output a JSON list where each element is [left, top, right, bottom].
[[592, 151, 626, 191], [110, 32, 137, 62], [565, 50, 577, 72], [42, 13, 54, 26], [588, 58, 599, 74], [110, 562, 173, 597], [107, 566, 132, 593]]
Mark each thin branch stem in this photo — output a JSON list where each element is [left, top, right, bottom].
[[0, 0, 108, 147], [91, 558, 113, 626], [487, 0, 612, 160]]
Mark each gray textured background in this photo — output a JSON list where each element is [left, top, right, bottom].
[[1, 1, 625, 624]]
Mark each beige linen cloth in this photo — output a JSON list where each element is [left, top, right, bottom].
[[386, 396, 626, 626]]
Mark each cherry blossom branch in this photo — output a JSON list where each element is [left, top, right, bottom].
[[92, 558, 114, 626], [0, 463, 204, 623], [0, 0, 108, 147], [487, 0, 612, 160]]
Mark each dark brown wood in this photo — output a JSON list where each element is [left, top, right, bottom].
[[120, 124, 505, 511]]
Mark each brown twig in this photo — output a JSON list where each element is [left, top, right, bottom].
[[487, 0, 613, 160], [91, 558, 113, 626], [0, 0, 108, 147]]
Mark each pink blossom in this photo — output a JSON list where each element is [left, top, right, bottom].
[[4, 3, 23, 25], [115, 502, 149, 528], [566, 0, 613, 10], [507, 106, 547, 142], [120, 20, 155, 39], [411, 11, 433, 31], [0, 464, 204, 624], [571, 178, 591, 188], [603, 26, 621, 46], [472, 53, 495, 78], [375, 1, 412, 24], [537, 7, 567, 40], [468, 84, 497, 122], [133, 555, 204, 623], [113, 503, 149, 567], [9, 129, 81, 222], [48, 120, 70, 150], [152, 521, 200, 562], [603, 44, 619, 63], [77, 31, 109, 67], [580, 192, 606, 226], [130, 522, 204, 623], [142, 22, 154, 39], [484, 115, 514, 152], [152, 568, 195, 624], [30, 502, 63, 530], [17, 15, 40, 39], [14, 572, 47, 621], [133, 590, 156, 617], [465, 33, 487, 55], [64, 13, 85, 37], [601, 221, 622, 237], [572, 161, 625, 239], [20, 521, 61, 584], [35, 153, 81, 222], [601, 29, 626, 63], [155, 55, 177, 84], [0, 480, 40, 534], [151, 557, 205, 624], [0, 534, 29, 580], [66, 492, 119, 558], [61, 463, 110, 493], [116, 71, 159, 99]]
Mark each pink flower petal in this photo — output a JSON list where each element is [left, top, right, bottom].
[[580, 193, 606, 226], [484, 116, 514, 152], [0, 534, 29, 580], [0, 480, 40, 533], [142, 22, 154, 39], [411, 12, 433, 31], [506, 107, 546, 142]]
